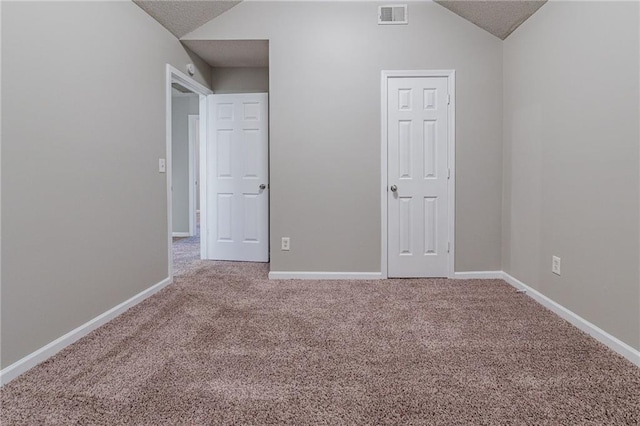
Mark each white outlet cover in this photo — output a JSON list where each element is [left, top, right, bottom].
[[552, 256, 561, 275], [159, 158, 166, 173], [281, 237, 290, 251]]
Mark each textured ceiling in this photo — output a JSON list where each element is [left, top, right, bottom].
[[434, 0, 547, 40], [181, 40, 269, 68], [133, 0, 240, 38], [135, 0, 546, 52]]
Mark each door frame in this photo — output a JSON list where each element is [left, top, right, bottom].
[[380, 70, 456, 279], [166, 65, 212, 278], [188, 114, 199, 237]]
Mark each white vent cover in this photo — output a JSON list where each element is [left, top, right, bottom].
[[378, 5, 408, 25]]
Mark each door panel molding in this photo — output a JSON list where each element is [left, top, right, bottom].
[[204, 93, 269, 262], [381, 70, 456, 278]]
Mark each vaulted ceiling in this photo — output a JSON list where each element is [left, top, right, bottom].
[[133, 0, 240, 38], [434, 0, 547, 40], [134, 1, 548, 49]]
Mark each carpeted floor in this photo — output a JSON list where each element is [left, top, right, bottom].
[[1, 235, 639, 424], [172, 230, 202, 277]]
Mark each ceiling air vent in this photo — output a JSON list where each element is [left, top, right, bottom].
[[378, 5, 408, 25]]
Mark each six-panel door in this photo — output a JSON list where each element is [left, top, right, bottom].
[[388, 77, 449, 277], [206, 93, 269, 262]]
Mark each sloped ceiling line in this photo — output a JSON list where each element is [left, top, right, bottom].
[[134, 0, 547, 42], [133, 0, 241, 39], [134, 0, 549, 69], [434, 0, 547, 40]]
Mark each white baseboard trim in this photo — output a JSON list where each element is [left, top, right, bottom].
[[172, 232, 190, 237], [3, 270, 637, 386], [0, 276, 173, 386], [501, 272, 640, 367], [269, 271, 383, 280], [453, 271, 504, 279]]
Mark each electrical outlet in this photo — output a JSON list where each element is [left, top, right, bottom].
[[158, 158, 166, 173], [281, 237, 290, 251], [552, 256, 561, 276]]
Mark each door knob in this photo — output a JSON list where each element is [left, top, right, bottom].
[[259, 184, 266, 190], [390, 185, 398, 192]]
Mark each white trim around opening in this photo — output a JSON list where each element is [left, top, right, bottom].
[[166, 65, 212, 278], [188, 114, 199, 238]]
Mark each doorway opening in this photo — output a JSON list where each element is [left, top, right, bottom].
[[170, 93, 201, 274], [166, 65, 212, 278], [171, 88, 199, 239], [166, 42, 271, 278], [182, 40, 271, 266]]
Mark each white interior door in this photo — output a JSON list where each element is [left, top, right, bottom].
[[388, 77, 450, 277], [205, 93, 269, 262]]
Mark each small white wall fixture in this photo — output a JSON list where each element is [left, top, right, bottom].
[[166, 65, 212, 277], [381, 70, 456, 279]]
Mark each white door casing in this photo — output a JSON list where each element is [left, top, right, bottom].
[[205, 93, 269, 262], [188, 115, 199, 237], [166, 65, 212, 278], [386, 75, 452, 278]]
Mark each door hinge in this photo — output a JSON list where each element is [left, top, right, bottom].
[[447, 168, 451, 180], [447, 94, 451, 105]]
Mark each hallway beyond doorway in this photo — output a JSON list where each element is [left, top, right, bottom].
[[172, 213, 200, 276]]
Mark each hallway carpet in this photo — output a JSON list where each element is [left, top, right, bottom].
[[1, 259, 639, 423]]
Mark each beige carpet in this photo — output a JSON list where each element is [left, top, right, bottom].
[[1, 238, 639, 424]]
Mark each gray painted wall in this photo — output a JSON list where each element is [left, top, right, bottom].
[[212, 67, 269, 94], [1, 1, 211, 367], [503, 1, 640, 349], [2, 0, 636, 373], [171, 94, 199, 234], [185, 1, 504, 273]]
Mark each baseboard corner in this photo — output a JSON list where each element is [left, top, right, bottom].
[[0, 276, 173, 386], [501, 272, 640, 368]]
